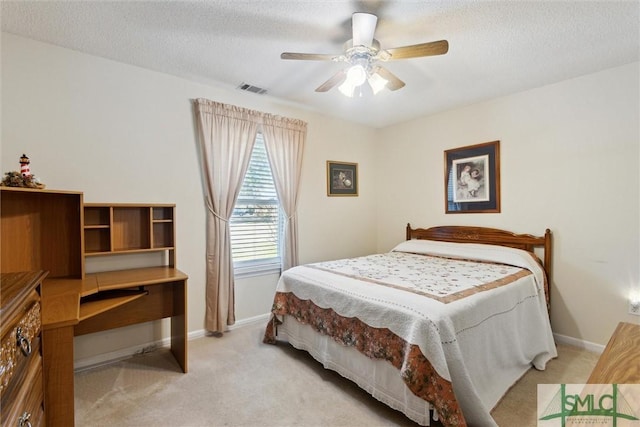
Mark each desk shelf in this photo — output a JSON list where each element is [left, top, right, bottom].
[[83, 204, 176, 264]]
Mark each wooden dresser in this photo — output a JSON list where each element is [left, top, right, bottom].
[[587, 321, 640, 384], [1, 270, 48, 427]]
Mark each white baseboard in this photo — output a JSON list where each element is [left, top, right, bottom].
[[553, 332, 605, 354], [229, 312, 271, 330], [73, 313, 272, 372], [74, 338, 170, 372]]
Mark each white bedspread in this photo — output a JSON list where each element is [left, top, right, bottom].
[[271, 240, 557, 426]]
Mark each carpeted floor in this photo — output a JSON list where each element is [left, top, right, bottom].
[[75, 321, 600, 427]]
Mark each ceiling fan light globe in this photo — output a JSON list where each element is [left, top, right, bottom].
[[368, 73, 388, 95], [338, 81, 356, 97], [346, 64, 367, 86]]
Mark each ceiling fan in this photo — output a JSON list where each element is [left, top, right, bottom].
[[281, 12, 449, 97]]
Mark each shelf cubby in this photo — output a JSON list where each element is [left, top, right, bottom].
[[113, 207, 150, 251], [153, 207, 173, 221], [84, 228, 111, 254], [84, 206, 110, 227], [153, 222, 174, 249]]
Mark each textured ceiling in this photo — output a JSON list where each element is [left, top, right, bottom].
[[2, 1, 639, 128]]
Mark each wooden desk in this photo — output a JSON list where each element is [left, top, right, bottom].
[[41, 267, 188, 427], [587, 321, 640, 384]]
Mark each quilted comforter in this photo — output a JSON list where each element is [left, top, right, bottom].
[[264, 239, 557, 427]]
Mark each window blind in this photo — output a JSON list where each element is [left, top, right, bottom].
[[230, 135, 281, 266]]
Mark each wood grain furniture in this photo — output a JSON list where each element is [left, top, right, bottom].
[[265, 224, 555, 426], [1, 188, 188, 427], [1, 271, 48, 427], [41, 269, 188, 426], [587, 321, 640, 384], [406, 224, 552, 279], [83, 203, 176, 261], [0, 187, 84, 278]]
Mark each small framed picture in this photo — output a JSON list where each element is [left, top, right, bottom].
[[327, 161, 358, 196], [444, 141, 500, 213]]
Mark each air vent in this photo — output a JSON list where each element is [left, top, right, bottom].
[[237, 82, 268, 95]]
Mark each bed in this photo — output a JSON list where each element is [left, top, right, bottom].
[[263, 224, 556, 427]]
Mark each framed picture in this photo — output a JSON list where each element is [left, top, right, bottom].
[[444, 141, 500, 213], [327, 161, 358, 196]]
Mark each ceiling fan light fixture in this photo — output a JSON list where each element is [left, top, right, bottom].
[[282, 12, 449, 96], [368, 72, 388, 95], [345, 63, 367, 86], [338, 59, 369, 97], [338, 79, 357, 97], [339, 63, 390, 97]]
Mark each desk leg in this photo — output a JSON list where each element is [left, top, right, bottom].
[[42, 326, 75, 427], [170, 279, 188, 373]]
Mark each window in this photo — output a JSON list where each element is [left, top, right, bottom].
[[230, 134, 282, 276], [447, 167, 461, 212]]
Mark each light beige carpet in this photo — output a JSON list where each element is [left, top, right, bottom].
[[75, 321, 599, 427]]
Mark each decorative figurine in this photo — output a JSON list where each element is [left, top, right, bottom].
[[0, 154, 45, 189], [20, 154, 31, 177]]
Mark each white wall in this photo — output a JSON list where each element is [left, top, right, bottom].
[[374, 62, 640, 345], [1, 33, 377, 361]]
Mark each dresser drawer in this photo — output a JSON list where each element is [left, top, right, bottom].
[[0, 272, 47, 427], [0, 296, 41, 398], [0, 350, 44, 427]]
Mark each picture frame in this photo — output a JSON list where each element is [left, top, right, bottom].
[[327, 161, 358, 196], [444, 140, 500, 213]]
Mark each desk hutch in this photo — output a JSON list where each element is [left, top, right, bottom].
[[0, 187, 188, 427]]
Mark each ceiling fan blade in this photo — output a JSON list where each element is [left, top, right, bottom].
[[315, 69, 348, 92], [372, 66, 405, 91], [352, 12, 377, 47], [281, 52, 338, 61], [385, 40, 449, 60]]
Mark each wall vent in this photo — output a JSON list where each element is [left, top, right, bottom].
[[237, 82, 268, 95]]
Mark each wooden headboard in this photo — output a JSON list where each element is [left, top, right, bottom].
[[406, 224, 552, 283]]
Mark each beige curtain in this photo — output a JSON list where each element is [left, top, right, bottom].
[[262, 115, 307, 271], [194, 99, 260, 333]]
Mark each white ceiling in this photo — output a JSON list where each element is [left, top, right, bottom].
[[2, 1, 639, 128]]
